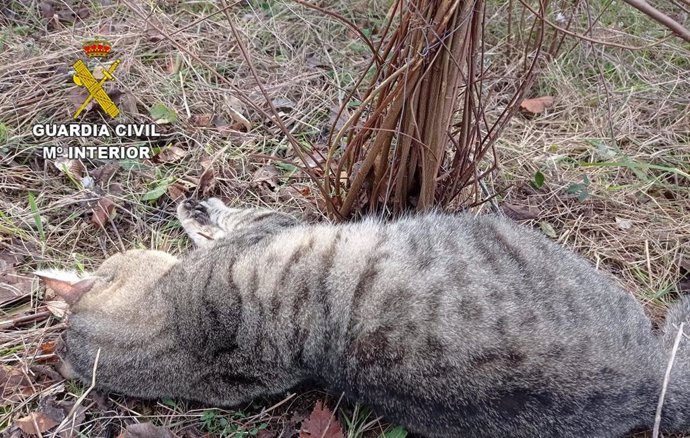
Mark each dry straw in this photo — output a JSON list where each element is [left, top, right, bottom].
[[310, 0, 690, 219], [320, 0, 547, 218]]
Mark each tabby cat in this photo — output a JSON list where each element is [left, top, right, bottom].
[[36, 198, 690, 438]]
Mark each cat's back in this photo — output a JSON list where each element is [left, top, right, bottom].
[[335, 212, 653, 336], [319, 213, 662, 437]]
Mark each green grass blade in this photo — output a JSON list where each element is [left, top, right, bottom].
[[27, 192, 45, 242]]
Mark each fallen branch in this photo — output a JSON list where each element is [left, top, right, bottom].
[[624, 0, 690, 43]]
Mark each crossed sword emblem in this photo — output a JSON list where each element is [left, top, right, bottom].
[[72, 59, 121, 119]]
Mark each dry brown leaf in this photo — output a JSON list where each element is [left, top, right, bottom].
[[16, 412, 59, 435], [53, 158, 85, 179], [39, 341, 57, 355], [519, 96, 555, 114], [91, 197, 116, 227], [299, 401, 344, 438], [190, 114, 213, 127], [45, 300, 69, 318], [154, 145, 187, 163], [224, 95, 251, 132], [91, 162, 120, 188], [123, 422, 178, 438], [0, 250, 23, 268], [119, 92, 139, 115], [167, 183, 187, 202], [68, 87, 92, 114], [501, 202, 540, 221], [1, 365, 33, 402], [109, 182, 124, 197], [197, 156, 217, 197], [253, 165, 280, 190], [39, 1, 56, 19], [227, 108, 251, 132], [224, 95, 246, 114]]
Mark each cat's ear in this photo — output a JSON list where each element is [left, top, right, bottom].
[[34, 270, 96, 305]]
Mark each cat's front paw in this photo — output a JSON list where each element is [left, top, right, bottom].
[[177, 199, 226, 247], [179, 199, 212, 225]]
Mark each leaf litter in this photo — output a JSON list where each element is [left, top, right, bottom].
[[299, 401, 345, 438]]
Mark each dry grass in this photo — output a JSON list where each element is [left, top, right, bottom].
[[0, 0, 689, 437]]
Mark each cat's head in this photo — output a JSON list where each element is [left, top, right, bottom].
[[35, 249, 179, 381], [36, 249, 179, 310]]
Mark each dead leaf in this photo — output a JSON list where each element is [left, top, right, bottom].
[[224, 95, 246, 114], [91, 162, 120, 188], [301, 151, 325, 170], [31, 365, 62, 382], [53, 158, 85, 179], [224, 95, 251, 132], [501, 202, 539, 221], [519, 96, 555, 114], [306, 53, 328, 69], [90, 197, 116, 227], [0, 250, 32, 306], [271, 97, 296, 112], [198, 157, 217, 197], [0, 267, 31, 306], [539, 221, 558, 238], [615, 217, 633, 230], [0, 250, 23, 268], [119, 92, 139, 115], [45, 300, 69, 318], [299, 401, 344, 438], [252, 165, 280, 190], [16, 412, 59, 435], [39, 1, 56, 19], [39, 341, 57, 355], [154, 145, 187, 163], [68, 87, 92, 114], [167, 183, 186, 202], [109, 182, 124, 197], [190, 114, 213, 127], [34, 397, 87, 437], [1, 365, 33, 401], [122, 422, 178, 438]]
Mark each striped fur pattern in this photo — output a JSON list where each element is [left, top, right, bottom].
[[55, 198, 690, 437]]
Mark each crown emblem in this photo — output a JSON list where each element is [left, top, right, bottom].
[[82, 39, 111, 58]]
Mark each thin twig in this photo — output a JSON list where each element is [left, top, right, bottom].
[[653, 322, 685, 438], [52, 348, 101, 438], [291, 0, 383, 67], [0, 309, 52, 329], [119, 0, 337, 217], [516, 0, 675, 50], [624, 0, 690, 43]]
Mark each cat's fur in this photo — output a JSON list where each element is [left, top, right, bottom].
[[38, 198, 690, 438]]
